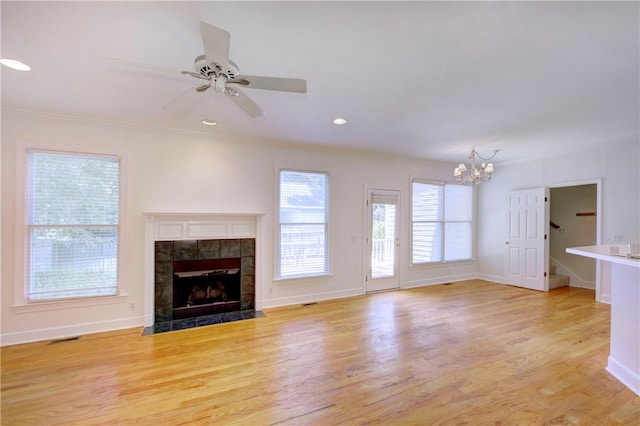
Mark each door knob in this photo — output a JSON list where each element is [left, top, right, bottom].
[[504, 241, 510, 245]]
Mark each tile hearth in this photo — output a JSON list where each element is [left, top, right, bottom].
[[142, 310, 265, 335]]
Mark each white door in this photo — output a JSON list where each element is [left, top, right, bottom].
[[505, 188, 549, 291], [366, 190, 400, 292]]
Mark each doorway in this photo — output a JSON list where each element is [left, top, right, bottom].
[[365, 189, 400, 292], [549, 183, 598, 289], [504, 180, 601, 299]]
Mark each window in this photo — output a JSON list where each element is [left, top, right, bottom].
[[411, 180, 472, 264], [25, 150, 120, 301], [278, 169, 329, 278]]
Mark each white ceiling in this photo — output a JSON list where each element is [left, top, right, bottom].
[[2, 1, 638, 164]]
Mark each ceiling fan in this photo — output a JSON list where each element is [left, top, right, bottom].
[[115, 22, 307, 118]]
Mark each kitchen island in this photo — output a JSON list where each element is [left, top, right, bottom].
[[566, 245, 639, 396]]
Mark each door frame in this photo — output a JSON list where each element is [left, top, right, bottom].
[[363, 187, 401, 293]]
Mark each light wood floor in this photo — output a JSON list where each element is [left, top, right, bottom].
[[2, 280, 639, 425]]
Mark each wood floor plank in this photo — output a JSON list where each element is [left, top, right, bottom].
[[2, 280, 638, 425]]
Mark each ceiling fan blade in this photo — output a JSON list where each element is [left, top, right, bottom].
[[195, 83, 211, 93], [181, 70, 209, 81], [229, 75, 307, 93], [225, 88, 263, 118], [162, 85, 198, 111], [200, 22, 230, 72]]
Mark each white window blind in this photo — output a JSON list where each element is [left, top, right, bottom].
[[412, 181, 472, 264], [278, 170, 329, 278], [26, 151, 120, 300], [443, 184, 472, 261]]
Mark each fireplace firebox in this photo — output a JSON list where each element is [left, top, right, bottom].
[[172, 258, 241, 319]]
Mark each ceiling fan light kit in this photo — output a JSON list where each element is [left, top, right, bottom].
[[453, 147, 499, 185]]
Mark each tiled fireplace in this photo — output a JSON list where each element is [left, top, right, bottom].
[[154, 238, 255, 323], [144, 213, 263, 328]]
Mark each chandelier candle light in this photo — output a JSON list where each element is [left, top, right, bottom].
[[454, 147, 499, 185]]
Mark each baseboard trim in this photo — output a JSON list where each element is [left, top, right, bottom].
[[599, 293, 612, 304], [263, 275, 484, 308], [607, 356, 640, 396], [261, 288, 363, 309], [1, 316, 144, 347], [475, 273, 505, 284], [403, 273, 477, 289]]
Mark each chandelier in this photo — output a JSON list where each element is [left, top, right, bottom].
[[453, 147, 499, 185]]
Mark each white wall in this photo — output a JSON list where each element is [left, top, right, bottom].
[[1, 111, 473, 345], [5, 112, 636, 345], [476, 139, 640, 301]]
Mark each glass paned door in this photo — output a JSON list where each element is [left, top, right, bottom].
[[366, 190, 400, 292]]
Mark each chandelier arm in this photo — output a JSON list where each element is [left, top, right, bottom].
[[473, 149, 500, 162]]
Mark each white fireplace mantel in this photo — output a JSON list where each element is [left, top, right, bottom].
[[145, 212, 264, 241], [143, 212, 264, 326]]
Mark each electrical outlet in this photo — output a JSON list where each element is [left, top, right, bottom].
[[612, 233, 623, 242], [129, 303, 135, 311]]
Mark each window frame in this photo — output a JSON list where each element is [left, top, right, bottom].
[[410, 179, 474, 265], [13, 142, 128, 311], [276, 168, 331, 280]]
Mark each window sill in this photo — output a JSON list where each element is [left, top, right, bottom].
[[12, 294, 129, 314]]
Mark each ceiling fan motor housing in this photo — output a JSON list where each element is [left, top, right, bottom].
[[193, 54, 238, 81]]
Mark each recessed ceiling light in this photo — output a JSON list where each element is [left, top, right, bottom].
[[0, 58, 31, 71], [201, 119, 217, 126], [333, 117, 348, 125]]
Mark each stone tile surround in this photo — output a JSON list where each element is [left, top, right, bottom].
[[154, 238, 255, 324]]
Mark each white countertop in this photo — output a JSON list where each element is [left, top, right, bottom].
[[566, 245, 640, 269]]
